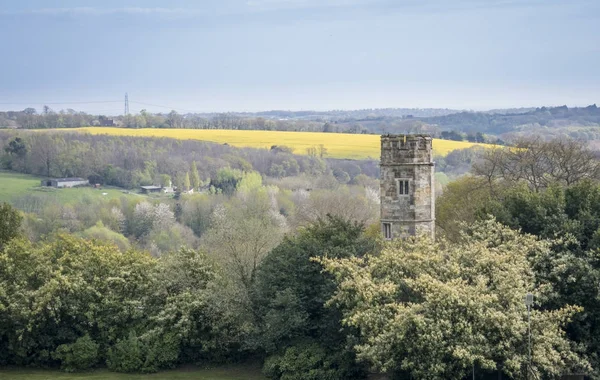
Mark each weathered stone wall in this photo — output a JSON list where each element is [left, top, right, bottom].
[[380, 134, 435, 239]]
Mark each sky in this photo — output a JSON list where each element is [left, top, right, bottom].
[[0, 0, 598, 114]]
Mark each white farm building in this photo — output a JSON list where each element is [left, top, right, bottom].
[[41, 177, 89, 188]]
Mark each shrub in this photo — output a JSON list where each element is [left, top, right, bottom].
[[80, 222, 130, 252], [142, 332, 181, 372], [52, 335, 99, 372], [263, 343, 351, 380], [107, 331, 181, 373], [106, 332, 145, 373]]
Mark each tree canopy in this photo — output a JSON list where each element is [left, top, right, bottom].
[[320, 219, 588, 379]]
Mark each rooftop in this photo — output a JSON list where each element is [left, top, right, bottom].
[[51, 177, 88, 182]]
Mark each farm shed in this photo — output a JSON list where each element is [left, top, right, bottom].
[[41, 177, 89, 188], [140, 185, 163, 194]]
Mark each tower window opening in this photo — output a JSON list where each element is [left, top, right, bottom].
[[397, 179, 409, 196], [383, 223, 392, 240]]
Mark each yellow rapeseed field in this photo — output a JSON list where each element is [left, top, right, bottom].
[[62, 127, 492, 160]]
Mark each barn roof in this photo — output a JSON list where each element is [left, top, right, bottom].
[[54, 177, 87, 182]]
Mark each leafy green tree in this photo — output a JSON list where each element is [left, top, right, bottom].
[[107, 332, 145, 373], [0, 235, 156, 366], [236, 171, 262, 193], [190, 161, 201, 190], [184, 172, 191, 192], [210, 167, 244, 195], [320, 219, 588, 380], [159, 174, 171, 187], [129, 201, 156, 238], [252, 216, 377, 379], [435, 176, 497, 241], [145, 224, 197, 257], [148, 248, 247, 364], [0, 202, 21, 249], [80, 221, 130, 252], [52, 335, 99, 372], [476, 181, 600, 374], [203, 186, 285, 293], [3, 137, 27, 170]]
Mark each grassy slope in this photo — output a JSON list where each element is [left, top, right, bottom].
[[0, 171, 145, 204], [55, 127, 492, 160], [0, 171, 41, 203], [0, 365, 265, 380]]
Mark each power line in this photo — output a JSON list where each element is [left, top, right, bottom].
[[130, 101, 198, 113], [0, 101, 121, 105], [83, 109, 124, 113], [0, 98, 201, 114]]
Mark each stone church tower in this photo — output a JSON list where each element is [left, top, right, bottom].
[[380, 134, 435, 240]]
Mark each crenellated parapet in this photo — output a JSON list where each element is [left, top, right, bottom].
[[380, 134, 433, 166]]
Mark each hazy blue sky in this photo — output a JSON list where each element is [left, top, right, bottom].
[[0, 0, 598, 114]]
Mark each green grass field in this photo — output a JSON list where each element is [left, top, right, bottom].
[[0, 171, 42, 203], [0, 365, 265, 380], [0, 171, 144, 205]]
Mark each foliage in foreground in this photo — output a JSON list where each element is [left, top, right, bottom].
[[253, 216, 377, 379], [0, 230, 246, 372], [52, 335, 99, 372], [437, 172, 600, 376], [0, 201, 21, 248], [320, 219, 588, 380]]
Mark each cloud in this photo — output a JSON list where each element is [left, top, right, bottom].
[[0, 7, 203, 16], [245, 0, 380, 11], [1, 0, 588, 18], [243, 0, 580, 13]]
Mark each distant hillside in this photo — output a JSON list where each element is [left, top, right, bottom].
[[420, 104, 600, 134], [250, 108, 462, 120]]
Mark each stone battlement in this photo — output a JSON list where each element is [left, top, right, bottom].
[[381, 134, 433, 165]]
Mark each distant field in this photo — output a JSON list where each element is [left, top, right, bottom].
[[0, 171, 144, 205], [57, 127, 492, 160], [0, 365, 265, 380]]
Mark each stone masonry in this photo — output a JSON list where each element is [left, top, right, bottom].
[[380, 134, 435, 240]]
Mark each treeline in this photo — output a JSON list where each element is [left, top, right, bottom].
[[0, 107, 96, 129], [5, 105, 600, 143], [0, 107, 458, 130], [0, 131, 379, 189]]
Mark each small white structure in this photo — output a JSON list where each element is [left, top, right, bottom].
[[41, 177, 89, 188]]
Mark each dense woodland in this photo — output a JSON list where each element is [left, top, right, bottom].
[[3, 133, 600, 378]]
